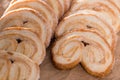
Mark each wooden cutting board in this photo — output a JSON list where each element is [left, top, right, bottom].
[[0, 1, 120, 80]]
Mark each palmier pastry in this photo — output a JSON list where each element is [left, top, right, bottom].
[[0, 8, 51, 47], [10, 0, 72, 17], [0, 50, 40, 80], [0, 27, 46, 64], [55, 10, 116, 50], [78, 30, 114, 77], [53, 29, 114, 77], [68, 0, 120, 32], [52, 31, 83, 70], [4, 0, 58, 33]]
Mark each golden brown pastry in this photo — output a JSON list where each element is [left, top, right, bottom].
[[77, 30, 113, 77], [1, 0, 118, 78], [9, 0, 73, 19], [68, 0, 120, 33], [53, 29, 114, 77], [4, 0, 58, 33], [0, 8, 51, 47], [51, 0, 116, 77], [0, 27, 46, 64], [52, 30, 83, 70], [0, 50, 40, 80], [55, 10, 116, 50]]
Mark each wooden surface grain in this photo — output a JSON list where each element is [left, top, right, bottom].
[[0, 0, 120, 80]]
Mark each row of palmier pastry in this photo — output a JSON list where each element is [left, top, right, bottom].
[[52, 0, 120, 77], [0, 0, 72, 80], [0, 27, 43, 80]]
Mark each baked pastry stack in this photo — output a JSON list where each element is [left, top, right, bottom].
[[52, 0, 120, 77], [0, 0, 72, 80]]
